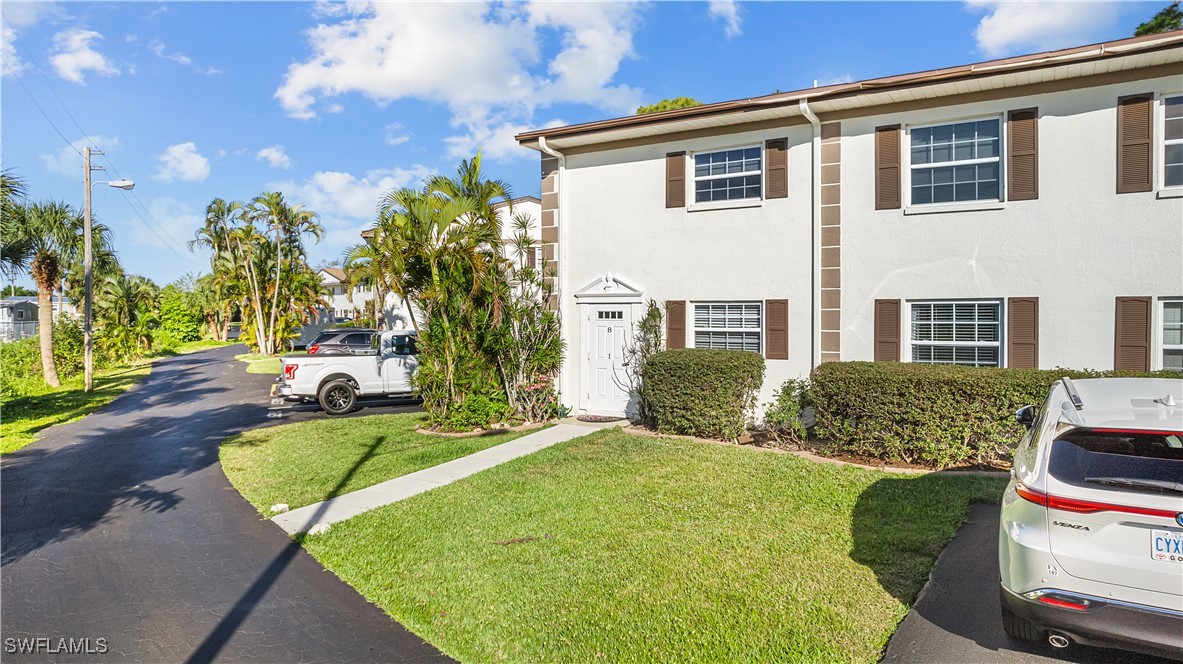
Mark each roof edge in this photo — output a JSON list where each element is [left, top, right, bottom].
[[516, 29, 1183, 146]]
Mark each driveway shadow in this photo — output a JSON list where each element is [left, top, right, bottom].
[[851, 475, 1171, 663]]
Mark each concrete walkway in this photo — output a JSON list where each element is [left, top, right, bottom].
[[272, 419, 617, 534]]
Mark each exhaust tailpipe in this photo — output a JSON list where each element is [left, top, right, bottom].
[[1047, 632, 1071, 649]]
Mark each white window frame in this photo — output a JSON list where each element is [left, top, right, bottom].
[[1159, 92, 1183, 192], [904, 299, 1005, 368], [904, 114, 1005, 211], [688, 144, 764, 209], [1155, 297, 1183, 372], [690, 301, 763, 354]]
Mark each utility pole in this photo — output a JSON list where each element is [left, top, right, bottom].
[[83, 147, 97, 392], [81, 150, 134, 393]]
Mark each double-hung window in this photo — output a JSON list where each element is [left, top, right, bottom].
[[693, 147, 762, 203], [692, 302, 762, 353], [1162, 300, 1183, 372], [909, 119, 1001, 204], [909, 300, 1001, 367], [1163, 95, 1183, 189]]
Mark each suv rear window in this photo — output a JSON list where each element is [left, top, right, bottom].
[[311, 331, 337, 345], [1048, 428, 1183, 492], [341, 333, 371, 345]]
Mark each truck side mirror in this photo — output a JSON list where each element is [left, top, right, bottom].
[[1015, 405, 1037, 429]]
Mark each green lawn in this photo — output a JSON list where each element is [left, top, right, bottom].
[[234, 351, 306, 375], [220, 413, 533, 511], [1, 364, 152, 454], [299, 430, 1007, 663]]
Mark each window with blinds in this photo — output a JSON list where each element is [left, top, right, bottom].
[[909, 301, 1001, 367], [693, 302, 762, 353], [1162, 300, 1183, 372]]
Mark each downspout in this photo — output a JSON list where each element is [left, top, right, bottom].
[[536, 136, 571, 411], [799, 98, 822, 371]]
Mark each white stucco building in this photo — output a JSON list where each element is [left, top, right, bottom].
[[317, 267, 414, 329], [516, 31, 1183, 418]]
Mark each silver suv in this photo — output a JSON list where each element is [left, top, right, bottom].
[[999, 377, 1183, 659]]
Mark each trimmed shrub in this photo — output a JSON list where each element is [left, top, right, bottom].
[[810, 362, 1176, 468], [645, 348, 765, 440]]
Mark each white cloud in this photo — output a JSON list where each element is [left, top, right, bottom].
[[148, 39, 222, 74], [708, 0, 742, 38], [1, 1, 65, 76], [384, 122, 412, 146], [154, 142, 210, 182], [276, 2, 643, 161], [39, 136, 121, 177], [256, 145, 292, 169], [325, 103, 345, 114], [271, 166, 435, 220], [50, 28, 120, 84], [128, 197, 203, 251], [967, 1, 1122, 57], [443, 114, 565, 161]]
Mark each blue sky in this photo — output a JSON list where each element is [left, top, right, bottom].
[[1, 0, 1163, 287]]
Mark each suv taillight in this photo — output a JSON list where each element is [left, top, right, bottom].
[[308, 344, 319, 354], [283, 364, 297, 381]]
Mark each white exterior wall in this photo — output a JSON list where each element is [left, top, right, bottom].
[[496, 199, 543, 266], [559, 124, 817, 414], [839, 74, 1183, 370]]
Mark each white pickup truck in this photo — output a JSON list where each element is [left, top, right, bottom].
[[276, 330, 419, 415]]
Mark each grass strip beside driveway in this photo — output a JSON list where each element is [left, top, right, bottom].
[[301, 429, 1007, 663], [220, 413, 532, 512], [1, 365, 151, 454]]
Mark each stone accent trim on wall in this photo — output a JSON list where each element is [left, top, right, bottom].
[[819, 122, 842, 363], [541, 156, 560, 309]]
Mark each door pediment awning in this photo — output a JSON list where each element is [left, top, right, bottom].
[[574, 273, 643, 300]]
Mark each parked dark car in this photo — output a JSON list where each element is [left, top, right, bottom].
[[307, 328, 376, 355]]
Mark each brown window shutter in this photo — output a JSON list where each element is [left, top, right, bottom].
[[765, 139, 788, 200], [874, 299, 901, 362], [875, 125, 901, 210], [1007, 108, 1039, 201], [666, 300, 686, 349], [1007, 297, 1039, 368], [764, 299, 788, 359], [1117, 94, 1153, 194], [1114, 297, 1151, 371], [666, 152, 686, 208]]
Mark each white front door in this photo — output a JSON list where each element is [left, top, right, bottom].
[[584, 305, 631, 415]]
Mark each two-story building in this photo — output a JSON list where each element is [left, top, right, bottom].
[[516, 31, 1183, 418]]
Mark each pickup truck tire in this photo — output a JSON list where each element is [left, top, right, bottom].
[[318, 379, 357, 415]]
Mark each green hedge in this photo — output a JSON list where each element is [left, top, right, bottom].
[[810, 362, 1176, 468], [645, 349, 765, 440]]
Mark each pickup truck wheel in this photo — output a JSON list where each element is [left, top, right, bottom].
[[318, 379, 357, 415]]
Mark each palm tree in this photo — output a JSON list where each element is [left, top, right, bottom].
[[246, 193, 322, 354], [190, 198, 242, 340], [1, 169, 30, 293], [5, 201, 113, 387]]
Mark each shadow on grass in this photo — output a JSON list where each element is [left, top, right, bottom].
[[185, 435, 392, 664]]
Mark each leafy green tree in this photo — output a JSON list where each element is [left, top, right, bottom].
[[4, 285, 37, 297], [2, 201, 114, 387], [158, 283, 202, 342], [95, 274, 159, 360], [1135, 1, 1182, 35], [636, 97, 703, 115]]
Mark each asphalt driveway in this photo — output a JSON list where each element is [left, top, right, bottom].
[[1, 345, 445, 662], [883, 503, 1174, 664]]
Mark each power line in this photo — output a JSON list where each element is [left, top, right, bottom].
[[1, 22, 202, 266], [0, 55, 83, 157]]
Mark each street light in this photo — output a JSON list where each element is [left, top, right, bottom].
[[83, 146, 135, 392]]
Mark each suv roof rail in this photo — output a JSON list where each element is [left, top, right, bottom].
[[1061, 376, 1084, 411]]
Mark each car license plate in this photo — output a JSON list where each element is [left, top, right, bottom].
[[1151, 529, 1183, 563]]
